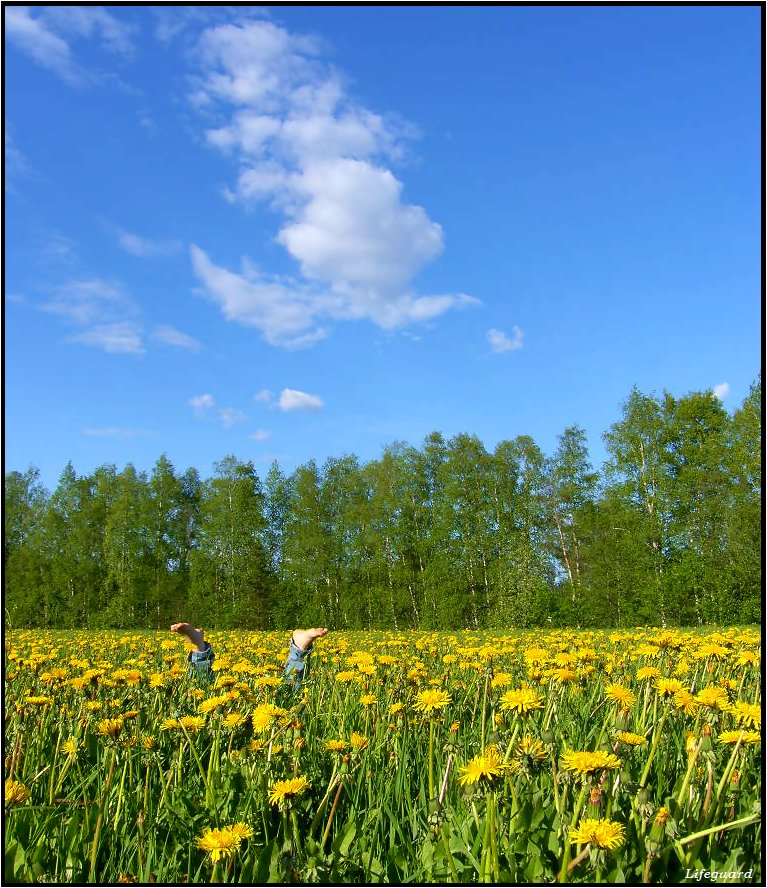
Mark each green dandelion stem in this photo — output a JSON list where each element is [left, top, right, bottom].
[[678, 811, 760, 847], [322, 779, 344, 849], [567, 843, 591, 875], [674, 738, 702, 811], [428, 717, 436, 802], [638, 708, 668, 790], [489, 791, 500, 882], [47, 727, 63, 805], [179, 723, 211, 806], [480, 670, 490, 751], [558, 781, 588, 883], [88, 747, 117, 883]]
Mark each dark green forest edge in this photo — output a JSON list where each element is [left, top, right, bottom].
[[4, 381, 761, 630]]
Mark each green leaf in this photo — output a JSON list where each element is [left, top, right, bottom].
[[4, 840, 26, 883], [332, 818, 357, 858]]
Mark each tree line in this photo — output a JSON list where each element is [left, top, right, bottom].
[[4, 380, 761, 630]]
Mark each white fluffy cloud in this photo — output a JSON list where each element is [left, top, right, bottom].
[[487, 326, 524, 354], [278, 389, 324, 412], [713, 382, 730, 401], [189, 18, 477, 347]]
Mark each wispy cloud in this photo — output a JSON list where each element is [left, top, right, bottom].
[[113, 226, 183, 258], [219, 407, 248, 428], [41, 278, 134, 325], [254, 389, 275, 404], [69, 322, 145, 355], [189, 393, 248, 427], [487, 326, 524, 354], [5, 6, 135, 85], [5, 130, 32, 188], [188, 18, 478, 348], [278, 388, 324, 412], [249, 428, 271, 442], [153, 325, 203, 351], [713, 382, 730, 401], [189, 393, 216, 415], [40, 277, 146, 354]]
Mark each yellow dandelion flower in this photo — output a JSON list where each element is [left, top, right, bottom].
[[499, 688, 544, 715], [97, 718, 125, 738], [325, 739, 349, 753], [695, 686, 730, 711], [569, 817, 625, 850], [359, 694, 377, 707], [179, 716, 206, 733], [458, 748, 514, 786], [251, 704, 280, 733], [268, 776, 310, 806], [727, 700, 761, 730], [524, 647, 549, 664], [516, 735, 547, 762], [735, 650, 760, 667], [388, 702, 404, 715], [413, 688, 452, 713], [654, 678, 683, 697], [350, 732, 369, 751], [673, 690, 699, 716], [335, 670, 358, 683], [5, 779, 31, 805], [491, 672, 513, 689], [636, 666, 661, 682], [198, 694, 230, 715], [605, 684, 637, 708], [194, 825, 244, 863], [25, 695, 54, 706], [40, 668, 68, 682], [228, 822, 254, 841], [561, 750, 622, 777], [718, 730, 760, 745], [616, 731, 647, 747], [223, 713, 246, 729], [62, 738, 78, 756]]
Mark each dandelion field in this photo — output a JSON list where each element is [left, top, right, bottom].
[[4, 627, 762, 884]]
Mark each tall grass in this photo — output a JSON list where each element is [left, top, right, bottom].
[[4, 626, 761, 883]]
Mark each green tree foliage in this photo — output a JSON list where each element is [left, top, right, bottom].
[[3, 380, 761, 629]]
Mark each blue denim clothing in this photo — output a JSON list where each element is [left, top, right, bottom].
[[188, 642, 214, 685], [283, 636, 312, 688], [187, 636, 312, 690]]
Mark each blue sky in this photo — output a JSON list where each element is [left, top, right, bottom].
[[5, 5, 762, 492]]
